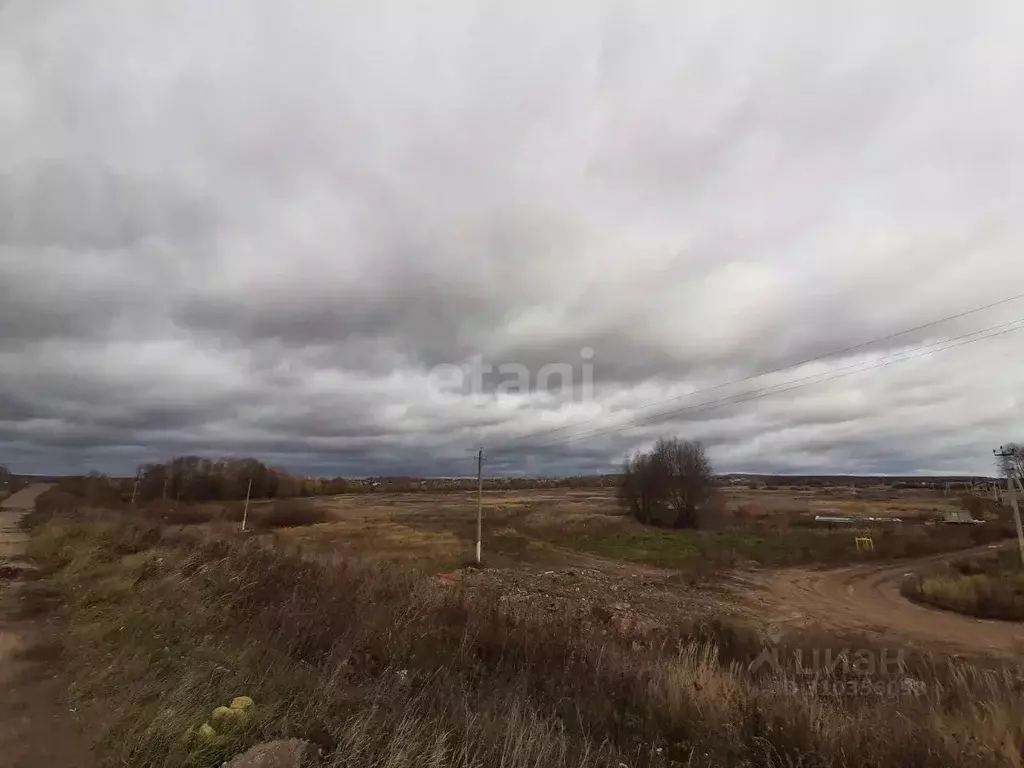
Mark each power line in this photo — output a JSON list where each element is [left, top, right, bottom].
[[497, 317, 1024, 454], [520, 319, 1024, 452], [493, 291, 1024, 452], [518, 319, 1024, 452]]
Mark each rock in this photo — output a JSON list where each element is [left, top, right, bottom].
[[221, 739, 311, 768]]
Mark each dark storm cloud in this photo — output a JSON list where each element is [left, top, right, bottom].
[[1, 0, 1023, 477]]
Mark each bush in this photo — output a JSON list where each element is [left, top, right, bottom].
[[259, 500, 329, 529], [619, 437, 716, 529]]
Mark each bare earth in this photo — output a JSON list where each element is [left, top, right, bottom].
[[0, 484, 94, 768], [737, 542, 1024, 660]]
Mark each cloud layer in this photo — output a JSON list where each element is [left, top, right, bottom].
[[2, 1, 1023, 477]]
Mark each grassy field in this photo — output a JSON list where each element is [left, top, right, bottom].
[[903, 549, 1024, 621], [216, 486, 1010, 576], [21, 496, 1024, 768], [38, 480, 1008, 597]]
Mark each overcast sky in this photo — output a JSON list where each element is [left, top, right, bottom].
[[2, 1, 1023, 478]]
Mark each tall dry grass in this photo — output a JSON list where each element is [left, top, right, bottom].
[[21, 502, 1024, 768], [902, 550, 1024, 620]]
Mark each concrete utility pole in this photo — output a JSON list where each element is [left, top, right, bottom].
[[476, 447, 484, 565], [995, 447, 1024, 567], [240, 476, 253, 532]]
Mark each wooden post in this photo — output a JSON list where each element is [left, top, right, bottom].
[[241, 477, 253, 532], [476, 448, 483, 564]]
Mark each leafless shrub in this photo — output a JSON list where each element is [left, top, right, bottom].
[[619, 437, 716, 528]]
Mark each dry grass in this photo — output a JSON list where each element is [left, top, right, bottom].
[[257, 498, 330, 528], [279, 520, 465, 567], [21, 495, 1024, 768], [79, 484, 1015, 581], [903, 551, 1024, 621]]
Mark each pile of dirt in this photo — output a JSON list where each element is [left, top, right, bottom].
[[221, 739, 311, 768]]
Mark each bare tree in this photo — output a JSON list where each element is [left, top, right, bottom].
[[619, 450, 664, 525], [998, 443, 1024, 486], [619, 437, 716, 528]]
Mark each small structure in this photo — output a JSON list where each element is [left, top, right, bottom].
[[941, 510, 983, 524], [854, 536, 875, 552], [813, 515, 902, 525], [814, 515, 855, 525]]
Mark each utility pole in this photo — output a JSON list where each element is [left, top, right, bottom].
[[240, 476, 253, 532], [130, 477, 139, 506], [995, 447, 1024, 567], [476, 446, 484, 565]]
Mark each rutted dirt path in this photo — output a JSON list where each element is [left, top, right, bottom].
[[0, 484, 94, 768], [737, 542, 1024, 659]]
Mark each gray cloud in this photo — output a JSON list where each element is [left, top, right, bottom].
[[1, 0, 1023, 478]]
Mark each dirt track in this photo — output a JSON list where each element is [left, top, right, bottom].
[[0, 484, 94, 768], [739, 543, 1024, 660]]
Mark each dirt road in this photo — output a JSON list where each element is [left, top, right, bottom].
[[0, 484, 94, 768], [0, 485, 47, 569], [739, 543, 1024, 659]]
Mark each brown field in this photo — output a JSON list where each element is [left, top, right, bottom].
[[245, 484, 1000, 567], [129, 483, 1018, 657], [14, 481, 1024, 768]]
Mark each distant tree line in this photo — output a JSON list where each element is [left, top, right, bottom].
[[126, 460, 622, 502], [132, 457, 351, 503]]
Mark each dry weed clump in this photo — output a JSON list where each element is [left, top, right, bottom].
[[256, 499, 330, 529], [22, 505, 1024, 768]]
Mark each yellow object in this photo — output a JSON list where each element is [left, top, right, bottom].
[[230, 696, 255, 711], [854, 536, 875, 552], [212, 706, 239, 723], [212, 705, 248, 733], [192, 697, 255, 747]]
